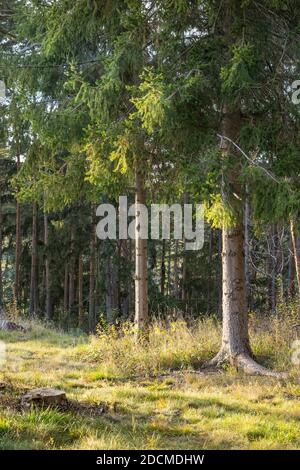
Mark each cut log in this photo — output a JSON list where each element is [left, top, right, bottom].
[[21, 388, 66, 407], [0, 320, 26, 332]]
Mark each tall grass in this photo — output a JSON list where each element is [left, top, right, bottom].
[[88, 306, 298, 378]]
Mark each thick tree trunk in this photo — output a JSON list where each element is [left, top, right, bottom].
[[207, 1, 284, 377], [29, 203, 39, 317], [134, 167, 149, 336], [290, 218, 300, 301], [244, 191, 251, 308], [209, 108, 282, 377], [44, 213, 51, 320]]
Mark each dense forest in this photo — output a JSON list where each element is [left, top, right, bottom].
[[1, 0, 300, 454]]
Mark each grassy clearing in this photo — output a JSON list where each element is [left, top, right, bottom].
[[0, 315, 300, 450]]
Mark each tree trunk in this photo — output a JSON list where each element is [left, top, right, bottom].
[[29, 203, 38, 317], [78, 253, 84, 327], [287, 232, 295, 298], [208, 1, 284, 377], [44, 213, 51, 320], [160, 239, 166, 297], [174, 239, 179, 300], [88, 207, 96, 331], [290, 218, 300, 301], [134, 167, 149, 336], [68, 228, 75, 315], [14, 154, 21, 304], [0, 197, 3, 312], [244, 190, 251, 309], [209, 107, 282, 377], [181, 193, 189, 306], [63, 264, 68, 312]]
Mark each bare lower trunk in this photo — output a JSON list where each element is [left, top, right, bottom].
[[63, 264, 68, 312], [244, 192, 251, 308], [181, 193, 188, 305], [220, 224, 250, 358], [174, 239, 179, 300], [290, 218, 300, 301], [88, 207, 96, 331], [29, 203, 38, 317], [14, 200, 21, 303], [68, 228, 75, 315], [44, 213, 51, 320], [14, 153, 21, 303], [209, 107, 283, 377], [0, 198, 3, 311], [134, 167, 149, 336], [78, 254, 84, 327]]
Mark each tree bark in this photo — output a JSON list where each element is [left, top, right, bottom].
[[88, 207, 96, 331], [207, 1, 284, 377], [160, 239, 166, 297], [209, 108, 282, 376], [134, 167, 149, 336], [14, 154, 21, 304], [63, 264, 68, 312], [0, 197, 3, 312], [78, 253, 84, 326], [290, 218, 300, 301], [29, 203, 38, 317], [68, 227, 75, 315], [44, 213, 51, 320]]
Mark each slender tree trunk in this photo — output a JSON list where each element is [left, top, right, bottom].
[[174, 239, 179, 300], [134, 167, 149, 336], [88, 207, 96, 331], [68, 227, 75, 315], [167, 240, 171, 296], [160, 239, 166, 297], [14, 154, 21, 303], [63, 264, 69, 312], [44, 212, 51, 320], [290, 218, 300, 301], [78, 253, 84, 326], [181, 193, 189, 306], [29, 203, 38, 317], [287, 233, 295, 298], [105, 255, 113, 323], [0, 197, 3, 312], [120, 239, 130, 318], [207, 228, 213, 314]]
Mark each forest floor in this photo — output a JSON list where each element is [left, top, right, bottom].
[[0, 316, 300, 450]]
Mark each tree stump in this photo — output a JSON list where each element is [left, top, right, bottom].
[[21, 388, 67, 407]]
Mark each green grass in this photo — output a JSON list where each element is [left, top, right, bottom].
[[0, 315, 300, 450]]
